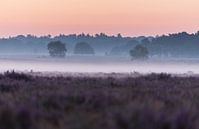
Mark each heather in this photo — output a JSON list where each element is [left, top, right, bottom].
[[0, 72, 198, 129]]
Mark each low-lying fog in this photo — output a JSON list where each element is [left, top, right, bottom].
[[0, 56, 199, 74]]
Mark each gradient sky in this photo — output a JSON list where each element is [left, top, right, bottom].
[[0, 0, 199, 37]]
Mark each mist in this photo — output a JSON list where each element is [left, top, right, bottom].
[[0, 56, 198, 75]]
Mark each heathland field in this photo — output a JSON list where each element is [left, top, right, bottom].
[[0, 72, 198, 129]]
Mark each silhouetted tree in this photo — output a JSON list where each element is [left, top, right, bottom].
[[130, 44, 149, 60], [47, 41, 67, 57], [74, 42, 95, 55]]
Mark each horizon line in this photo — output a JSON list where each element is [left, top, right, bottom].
[[1, 31, 199, 39]]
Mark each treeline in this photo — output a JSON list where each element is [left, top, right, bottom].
[[0, 32, 199, 58], [0, 33, 138, 56], [145, 32, 199, 58]]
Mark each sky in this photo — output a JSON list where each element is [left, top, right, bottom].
[[0, 0, 199, 37]]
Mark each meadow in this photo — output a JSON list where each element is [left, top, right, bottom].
[[0, 71, 198, 129]]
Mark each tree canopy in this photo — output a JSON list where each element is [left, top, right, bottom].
[[74, 42, 95, 55], [47, 41, 67, 57]]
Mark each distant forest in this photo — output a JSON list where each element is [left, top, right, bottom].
[[0, 31, 199, 58]]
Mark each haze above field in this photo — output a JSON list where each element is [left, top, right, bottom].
[[0, 0, 199, 37]]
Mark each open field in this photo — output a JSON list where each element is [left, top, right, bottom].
[[0, 72, 198, 129]]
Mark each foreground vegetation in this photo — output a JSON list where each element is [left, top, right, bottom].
[[0, 72, 198, 129]]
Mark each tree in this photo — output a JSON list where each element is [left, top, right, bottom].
[[48, 41, 67, 57], [74, 42, 95, 55], [129, 44, 149, 60]]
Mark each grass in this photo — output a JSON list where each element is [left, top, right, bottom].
[[0, 71, 198, 129]]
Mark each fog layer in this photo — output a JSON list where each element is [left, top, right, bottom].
[[0, 56, 199, 74]]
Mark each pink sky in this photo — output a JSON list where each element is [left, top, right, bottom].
[[0, 0, 199, 37]]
